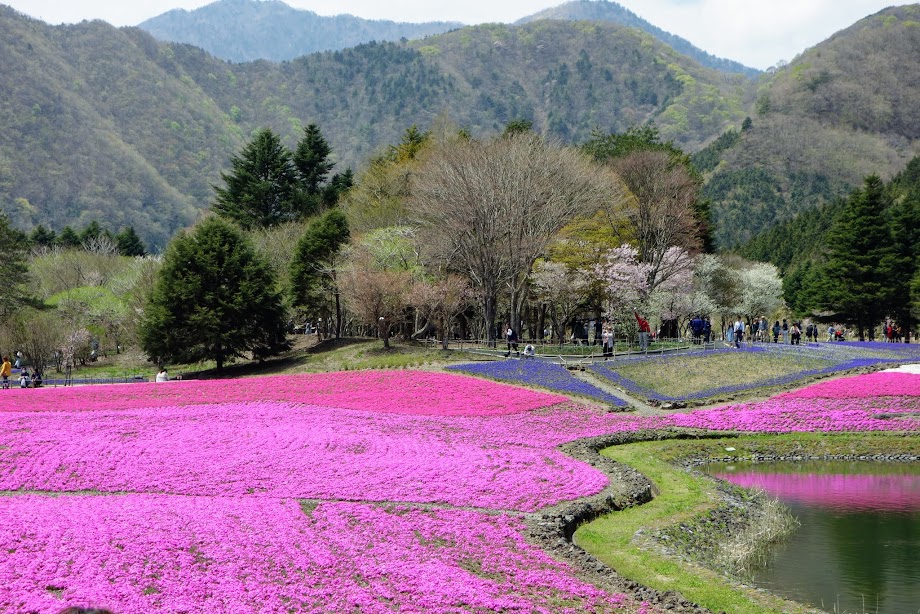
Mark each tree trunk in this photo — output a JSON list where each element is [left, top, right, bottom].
[[335, 291, 342, 339]]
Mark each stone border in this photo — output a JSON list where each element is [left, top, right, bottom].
[[526, 428, 720, 613]]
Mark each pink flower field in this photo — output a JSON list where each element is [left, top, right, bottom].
[[0, 368, 916, 612]]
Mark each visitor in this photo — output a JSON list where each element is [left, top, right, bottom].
[[703, 318, 712, 343], [19, 370, 30, 388], [523, 343, 536, 359], [772, 320, 781, 343], [32, 370, 43, 388], [782, 319, 789, 344], [634, 311, 651, 351], [827, 324, 835, 342], [791, 322, 801, 345], [0, 356, 10, 390], [734, 318, 744, 348], [759, 316, 769, 342], [155, 368, 169, 382], [14, 350, 22, 369], [505, 324, 519, 357], [602, 326, 613, 358]]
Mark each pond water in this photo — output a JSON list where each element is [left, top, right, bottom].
[[706, 460, 920, 614]]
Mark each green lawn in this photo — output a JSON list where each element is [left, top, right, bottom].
[[609, 352, 833, 398]]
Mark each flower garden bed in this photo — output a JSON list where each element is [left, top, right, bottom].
[[0, 367, 916, 613], [589, 343, 920, 403], [448, 359, 629, 407]]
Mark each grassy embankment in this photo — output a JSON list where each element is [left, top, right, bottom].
[[575, 433, 920, 614]]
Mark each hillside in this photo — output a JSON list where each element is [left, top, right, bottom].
[[517, 0, 760, 77], [138, 0, 462, 62], [0, 8, 747, 247], [699, 5, 920, 248]]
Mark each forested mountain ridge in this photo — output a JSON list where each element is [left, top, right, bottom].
[[1, 3, 918, 254], [138, 0, 462, 63], [0, 6, 748, 247], [516, 0, 760, 77], [702, 5, 920, 249]]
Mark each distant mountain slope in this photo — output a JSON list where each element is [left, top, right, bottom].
[[0, 7, 747, 247], [517, 0, 760, 77], [138, 0, 462, 62], [696, 5, 920, 248]]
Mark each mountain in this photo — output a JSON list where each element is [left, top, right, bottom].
[[138, 0, 462, 62], [700, 4, 920, 249], [0, 6, 747, 248], [517, 0, 760, 78], [1, 3, 918, 253]]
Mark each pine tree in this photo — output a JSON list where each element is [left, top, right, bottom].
[[294, 123, 334, 197], [212, 128, 301, 229], [56, 226, 81, 248], [817, 175, 897, 339], [140, 217, 290, 369], [29, 225, 56, 247], [115, 226, 147, 257]]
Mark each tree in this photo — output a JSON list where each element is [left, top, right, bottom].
[[408, 275, 472, 349], [584, 125, 713, 252], [56, 226, 81, 248], [140, 217, 290, 369], [29, 225, 56, 247], [212, 128, 302, 229], [294, 123, 334, 197], [736, 262, 783, 321], [816, 175, 897, 339], [412, 132, 615, 342], [338, 245, 411, 349], [531, 260, 590, 344], [611, 150, 703, 273], [290, 209, 350, 338], [9, 308, 65, 376], [0, 212, 35, 318], [115, 226, 146, 257]]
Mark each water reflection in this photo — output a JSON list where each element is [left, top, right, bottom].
[[707, 461, 920, 614]]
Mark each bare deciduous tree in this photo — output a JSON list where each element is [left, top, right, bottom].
[[338, 247, 412, 349], [408, 275, 472, 349], [611, 149, 701, 288], [411, 132, 619, 341]]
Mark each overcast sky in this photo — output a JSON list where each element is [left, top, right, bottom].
[[5, 0, 912, 69]]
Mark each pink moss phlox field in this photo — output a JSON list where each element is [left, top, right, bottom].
[[778, 371, 920, 399], [1, 368, 916, 612], [715, 471, 920, 513], [0, 497, 630, 614], [658, 396, 920, 433], [0, 370, 567, 417], [0, 401, 633, 510]]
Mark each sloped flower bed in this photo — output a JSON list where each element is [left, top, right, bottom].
[[449, 359, 628, 407]]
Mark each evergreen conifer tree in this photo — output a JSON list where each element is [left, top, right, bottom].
[[115, 226, 147, 257], [817, 175, 897, 339], [140, 217, 290, 369], [212, 128, 301, 229]]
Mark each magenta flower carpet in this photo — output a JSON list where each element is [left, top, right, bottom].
[[0, 369, 916, 612]]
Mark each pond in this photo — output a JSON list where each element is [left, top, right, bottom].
[[706, 460, 920, 614]]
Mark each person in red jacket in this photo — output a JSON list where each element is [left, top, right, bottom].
[[634, 311, 651, 351]]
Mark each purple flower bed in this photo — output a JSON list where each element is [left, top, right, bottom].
[[449, 360, 628, 407]]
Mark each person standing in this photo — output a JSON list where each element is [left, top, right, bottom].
[[782, 319, 790, 344], [0, 356, 11, 390], [505, 324, 519, 357], [734, 318, 744, 348], [634, 311, 651, 351], [772, 320, 781, 343]]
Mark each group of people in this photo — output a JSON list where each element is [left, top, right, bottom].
[[689, 315, 714, 344], [1, 355, 43, 389]]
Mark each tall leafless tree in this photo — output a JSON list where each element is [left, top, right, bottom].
[[611, 149, 702, 291], [411, 133, 620, 341]]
